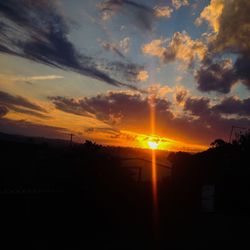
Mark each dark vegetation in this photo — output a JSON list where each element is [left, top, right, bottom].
[[1, 132, 250, 249]]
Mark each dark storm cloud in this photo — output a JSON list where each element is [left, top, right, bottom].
[[47, 96, 91, 117], [182, 95, 250, 143], [175, 88, 188, 104], [212, 97, 250, 116], [195, 59, 237, 94], [0, 0, 141, 89], [99, 0, 154, 30], [49, 91, 171, 126], [234, 55, 250, 90], [211, 0, 250, 56], [197, 0, 250, 93], [0, 118, 68, 139], [184, 97, 211, 117]]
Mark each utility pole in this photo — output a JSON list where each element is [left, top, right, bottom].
[[69, 133, 74, 147], [228, 126, 247, 143]]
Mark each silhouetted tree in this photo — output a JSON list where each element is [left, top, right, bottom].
[[236, 131, 250, 151], [82, 140, 102, 150], [210, 138, 226, 148]]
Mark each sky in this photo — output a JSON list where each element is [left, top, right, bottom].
[[0, 0, 250, 152]]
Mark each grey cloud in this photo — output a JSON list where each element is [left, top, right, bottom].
[[184, 97, 211, 117], [104, 61, 144, 83], [212, 0, 250, 55], [0, 0, 141, 89], [99, 0, 154, 30], [195, 59, 237, 94], [101, 41, 125, 59], [212, 97, 250, 116], [175, 89, 188, 104], [234, 55, 250, 89], [49, 91, 171, 127], [48, 96, 91, 117], [198, 0, 250, 93]]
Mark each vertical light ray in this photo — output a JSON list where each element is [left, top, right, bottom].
[[149, 93, 159, 237]]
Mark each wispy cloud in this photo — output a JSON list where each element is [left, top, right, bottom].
[[0, 90, 48, 118], [2, 75, 64, 82], [0, 118, 68, 139], [98, 0, 155, 30], [0, 0, 142, 90]]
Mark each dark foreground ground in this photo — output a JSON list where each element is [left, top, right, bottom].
[[1, 134, 250, 249], [2, 191, 250, 249]]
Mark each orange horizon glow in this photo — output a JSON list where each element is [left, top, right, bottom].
[[4, 109, 208, 153]]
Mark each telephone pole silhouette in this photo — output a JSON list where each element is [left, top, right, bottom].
[[69, 133, 74, 147], [228, 126, 247, 143]]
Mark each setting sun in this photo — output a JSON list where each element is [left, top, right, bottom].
[[148, 141, 159, 150]]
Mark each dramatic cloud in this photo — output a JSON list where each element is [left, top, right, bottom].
[[98, 0, 154, 30], [234, 56, 250, 89], [195, 0, 224, 32], [174, 87, 188, 105], [154, 6, 173, 18], [54, 80, 250, 145], [49, 91, 172, 129], [0, 0, 141, 89], [195, 59, 237, 93], [184, 96, 211, 117], [195, 0, 250, 93], [142, 39, 166, 58], [172, 0, 189, 10], [136, 70, 149, 82], [48, 96, 91, 117], [211, 0, 250, 54], [142, 32, 206, 67], [48, 90, 250, 145], [212, 96, 250, 116], [183, 95, 250, 143]]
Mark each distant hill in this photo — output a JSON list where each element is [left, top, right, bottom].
[[0, 132, 72, 148]]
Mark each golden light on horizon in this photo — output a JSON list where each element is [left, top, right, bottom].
[[147, 141, 159, 150]]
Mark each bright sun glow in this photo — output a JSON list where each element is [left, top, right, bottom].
[[147, 141, 159, 150]]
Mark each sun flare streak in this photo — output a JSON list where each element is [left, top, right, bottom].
[[149, 93, 159, 234], [148, 141, 159, 150]]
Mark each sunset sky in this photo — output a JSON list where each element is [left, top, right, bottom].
[[0, 0, 250, 151]]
